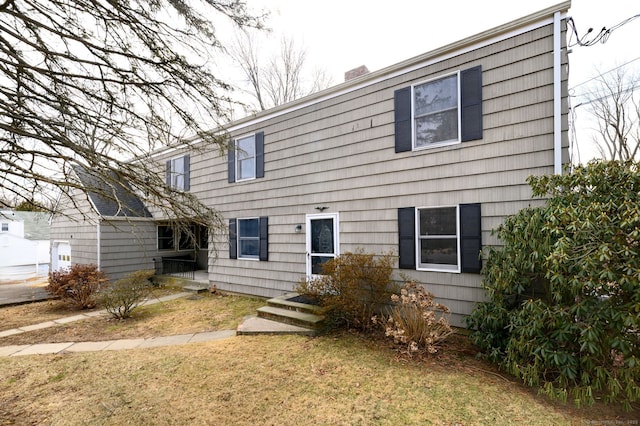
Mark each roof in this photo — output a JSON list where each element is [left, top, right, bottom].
[[0, 211, 50, 240], [73, 166, 152, 218]]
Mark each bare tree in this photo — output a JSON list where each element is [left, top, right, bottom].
[[582, 66, 640, 161], [230, 30, 333, 112], [0, 0, 264, 228]]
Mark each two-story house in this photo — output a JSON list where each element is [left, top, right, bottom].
[[51, 2, 571, 326]]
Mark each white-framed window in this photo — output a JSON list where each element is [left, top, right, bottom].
[[1, 223, 8, 232], [417, 206, 460, 272], [237, 217, 260, 259], [166, 155, 190, 191], [413, 71, 460, 149], [235, 134, 257, 181]]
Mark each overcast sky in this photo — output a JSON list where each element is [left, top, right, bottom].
[[239, 0, 639, 162]]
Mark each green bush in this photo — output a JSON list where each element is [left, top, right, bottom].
[[297, 250, 399, 332], [100, 270, 155, 319], [374, 279, 453, 358], [467, 160, 640, 409], [47, 264, 108, 309]]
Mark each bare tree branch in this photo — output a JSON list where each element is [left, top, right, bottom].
[[583, 66, 640, 161], [0, 0, 265, 229], [229, 30, 333, 112]]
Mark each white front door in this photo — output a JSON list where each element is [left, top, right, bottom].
[[306, 213, 339, 276]]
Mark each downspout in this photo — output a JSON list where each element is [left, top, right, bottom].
[[96, 221, 101, 271], [553, 11, 563, 175]]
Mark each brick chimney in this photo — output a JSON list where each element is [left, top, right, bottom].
[[344, 65, 369, 81]]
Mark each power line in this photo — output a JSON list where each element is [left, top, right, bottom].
[[567, 14, 640, 48], [570, 56, 640, 91], [572, 82, 640, 109]]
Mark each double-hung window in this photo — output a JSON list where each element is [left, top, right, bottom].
[[236, 135, 256, 181], [228, 216, 268, 261], [418, 206, 459, 272], [237, 218, 260, 259], [394, 65, 482, 153], [166, 155, 190, 191], [228, 132, 264, 183], [398, 204, 482, 273], [413, 74, 459, 148]]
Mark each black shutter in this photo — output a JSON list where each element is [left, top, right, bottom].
[[183, 155, 190, 191], [461, 66, 483, 142], [165, 160, 172, 187], [394, 87, 412, 153], [256, 132, 264, 179], [227, 142, 235, 183], [459, 203, 482, 273], [398, 207, 416, 269], [228, 219, 237, 259], [259, 216, 268, 261]]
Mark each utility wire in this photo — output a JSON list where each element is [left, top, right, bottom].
[[567, 14, 640, 48], [572, 82, 640, 109], [570, 56, 640, 91]]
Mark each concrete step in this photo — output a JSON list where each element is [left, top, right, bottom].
[[266, 293, 323, 315], [257, 305, 324, 330], [237, 315, 318, 336]]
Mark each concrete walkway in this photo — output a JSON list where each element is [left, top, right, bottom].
[[0, 292, 308, 357], [0, 292, 239, 357]]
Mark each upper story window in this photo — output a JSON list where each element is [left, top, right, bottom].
[[166, 155, 190, 191], [236, 135, 257, 181], [394, 66, 482, 153], [414, 73, 459, 149], [1, 223, 8, 232], [228, 132, 264, 183]]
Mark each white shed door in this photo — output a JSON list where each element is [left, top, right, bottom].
[[53, 242, 71, 271]]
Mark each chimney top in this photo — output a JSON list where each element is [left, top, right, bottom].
[[344, 65, 369, 82]]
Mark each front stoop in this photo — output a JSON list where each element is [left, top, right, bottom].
[[237, 293, 324, 336]]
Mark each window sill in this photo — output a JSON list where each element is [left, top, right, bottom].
[[413, 139, 460, 152], [416, 266, 461, 274]]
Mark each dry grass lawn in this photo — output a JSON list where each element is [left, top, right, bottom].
[[1, 290, 638, 425]]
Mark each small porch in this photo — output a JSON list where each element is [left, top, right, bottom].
[[153, 256, 209, 292]]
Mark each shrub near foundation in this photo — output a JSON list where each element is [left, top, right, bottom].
[[467, 160, 640, 409], [375, 280, 453, 358], [47, 264, 108, 309], [100, 270, 155, 319], [297, 250, 399, 332]]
